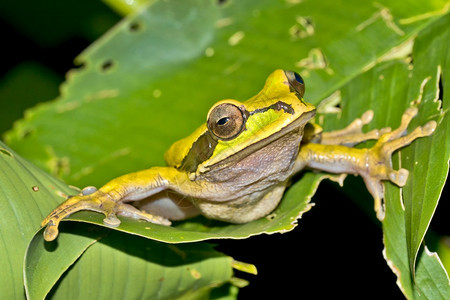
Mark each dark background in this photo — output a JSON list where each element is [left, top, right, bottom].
[[1, 1, 447, 298]]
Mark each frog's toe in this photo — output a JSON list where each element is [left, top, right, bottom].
[[376, 202, 386, 220], [42, 194, 107, 241], [423, 120, 437, 135], [360, 110, 374, 125], [43, 219, 61, 241], [103, 213, 121, 227], [380, 127, 392, 135], [82, 186, 98, 196], [380, 107, 419, 142], [380, 121, 435, 157], [362, 175, 385, 220], [42, 201, 88, 241], [388, 168, 409, 187], [406, 106, 418, 118]]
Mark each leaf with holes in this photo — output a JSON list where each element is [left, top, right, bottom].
[[6, 0, 449, 188], [5, 0, 449, 245], [0, 140, 235, 299], [2, 0, 450, 298], [0, 141, 88, 299], [320, 15, 449, 297], [400, 13, 450, 282]]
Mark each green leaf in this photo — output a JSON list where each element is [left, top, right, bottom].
[[0, 140, 234, 299], [384, 184, 450, 299], [24, 224, 101, 299], [5, 0, 448, 188], [3, 0, 450, 298], [402, 12, 450, 279], [26, 225, 233, 300], [0, 141, 81, 299], [372, 19, 448, 299], [4, 0, 447, 247], [0, 140, 233, 299], [318, 13, 449, 296]]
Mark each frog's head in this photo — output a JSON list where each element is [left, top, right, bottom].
[[165, 69, 316, 173]]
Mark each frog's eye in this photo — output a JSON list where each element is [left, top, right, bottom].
[[207, 103, 245, 140], [285, 70, 305, 98]]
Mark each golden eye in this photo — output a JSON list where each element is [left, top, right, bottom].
[[207, 103, 245, 140], [284, 70, 305, 98]]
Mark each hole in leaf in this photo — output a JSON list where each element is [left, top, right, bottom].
[[217, 0, 228, 5], [265, 213, 277, 221], [438, 73, 443, 102], [21, 128, 34, 139], [290, 16, 315, 39], [100, 60, 115, 73], [73, 60, 86, 71], [52, 157, 70, 178], [0, 148, 13, 157], [129, 21, 143, 32]]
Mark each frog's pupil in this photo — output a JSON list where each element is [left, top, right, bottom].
[[217, 117, 230, 126], [294, 72, 304, 84]]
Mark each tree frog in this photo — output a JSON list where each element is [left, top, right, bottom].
[[41, 70, 436, 241]]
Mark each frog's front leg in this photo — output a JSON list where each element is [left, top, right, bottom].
[[41, 167, 196, 241], [296, 107, 436, 220]]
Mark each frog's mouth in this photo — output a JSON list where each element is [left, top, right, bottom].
[[204, 108, 316, 171]]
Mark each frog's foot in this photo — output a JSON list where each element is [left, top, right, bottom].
[[322, 110, 390, 146], [41, 189, 171, 242], [363, 107, 436, 220]]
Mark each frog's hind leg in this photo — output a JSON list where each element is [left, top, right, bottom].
[[364, 107, 436, 220], [321, 110, 390, 146], [42, 192, 171, 242], [41, 192, 120, 242]]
